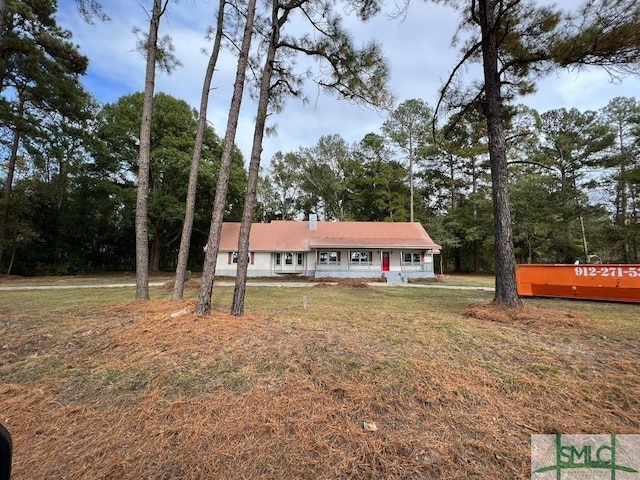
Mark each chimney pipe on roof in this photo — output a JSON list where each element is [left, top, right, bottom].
[[309, 213, 317, 230]]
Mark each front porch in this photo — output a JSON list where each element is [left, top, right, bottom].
[[313, 260, 436, 279]]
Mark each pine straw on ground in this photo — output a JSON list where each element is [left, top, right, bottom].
[[464, 302, 589, 329], [2, 298, 639, 479]]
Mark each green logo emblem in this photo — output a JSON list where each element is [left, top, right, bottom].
[[532, 434, 639, 479]]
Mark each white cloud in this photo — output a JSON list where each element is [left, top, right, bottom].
[[525, 69, 636, 114]]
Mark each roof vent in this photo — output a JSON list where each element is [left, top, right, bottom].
[[309, 213, 317, 230]]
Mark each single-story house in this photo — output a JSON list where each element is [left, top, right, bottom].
[[215, 215, 441, 282]]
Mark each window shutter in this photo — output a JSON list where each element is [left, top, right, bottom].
[[228, 252, 232, 264], [369, 251, 372, 264], [337, 251, 341, 262], [251, 252, 255, 265]]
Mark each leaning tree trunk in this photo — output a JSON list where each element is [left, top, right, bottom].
[[231, 2, 282, 317], [478, 0, 521, 307], [173, 0, 226, 300], [196, 0, 257, 314], [135, 0, 164, 300]]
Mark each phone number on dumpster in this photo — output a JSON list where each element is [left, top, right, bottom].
[[574, 266, 638, 277]]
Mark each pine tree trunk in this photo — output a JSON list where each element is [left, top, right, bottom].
[[135, 0, 164, 300], [472, 157, 480, 272], [617, 122, 630, 262], [409, 152, 414, 222], [149, 239, 162, 272], [479, 0, 521, 307], [7, 240, 15, 275], [474, 240, 481, 273], [173, 0, 226, 300], [196, 0, 257, 314], [231, 2, 282, 317], [231, 3, 283, 317]]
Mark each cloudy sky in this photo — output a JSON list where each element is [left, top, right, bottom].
[[57, 0, 637, 165]]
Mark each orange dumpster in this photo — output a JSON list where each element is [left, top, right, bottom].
[[516, 264, 640, 303]]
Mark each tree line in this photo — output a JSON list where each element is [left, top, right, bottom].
[[260, 98, 640, 272], [3, 86, 638, 276], [0, 89, 248, 276], [1, 0, 639, 314]]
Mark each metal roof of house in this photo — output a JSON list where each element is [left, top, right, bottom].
[[219, 221, 441, 252]]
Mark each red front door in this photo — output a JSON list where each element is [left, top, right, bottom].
[[382, 252, 390, 272]]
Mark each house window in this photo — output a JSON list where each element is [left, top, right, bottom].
[[318, 251, 338, 264], [276, 252, 301, 266], [230, 252, 253, 264], [403, 252, 421, 264], [350, 251, 371, 265]]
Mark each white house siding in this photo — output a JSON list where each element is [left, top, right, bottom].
[[213, 252, 238, 277], [213, 252, 275, 277], [214, 252, 313, 277], [214, 249, 436, 279]]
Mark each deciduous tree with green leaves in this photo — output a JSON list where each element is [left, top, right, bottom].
[[95, 93, 244, 272], [297, 134, 354, 221], [255, 167, 281, 222], [268, 151, 305, 220], [347, 133, 409, 221]]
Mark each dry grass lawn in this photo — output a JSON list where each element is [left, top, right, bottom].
[[0, 280, 638, 479]]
